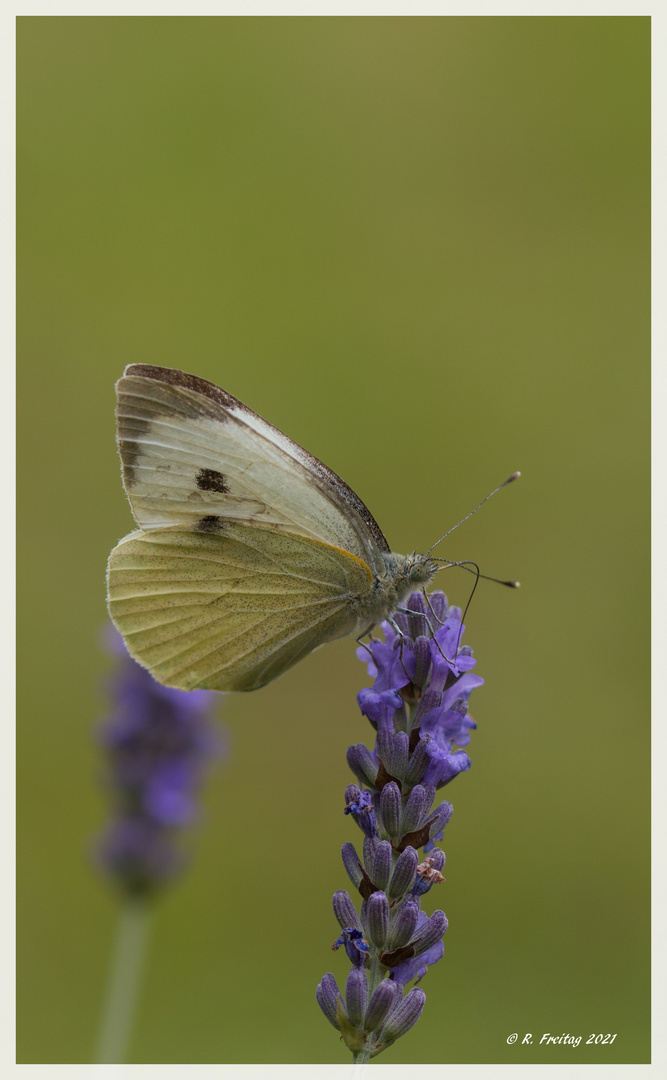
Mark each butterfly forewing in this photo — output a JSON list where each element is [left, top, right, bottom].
[[116, 365, 389, 575]]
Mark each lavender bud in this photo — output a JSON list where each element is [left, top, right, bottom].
[[392, 699, 408, 733], [316, 973, 343, 1029], [363, 834, 380, 873], [333, 890, 362, 932], [401, 785, 429, 834], [410, 909, 448, 955], [421, 782, 437, 806], [387, 846, 419, 901], [391, 731, 409, 780], [372, 840, 393, 891], [341, 843, 364, 890], [412, 688, 442, 729], [407, 592, 428, 613], [380, 987, 426, 1043], [379, 782, 401, 839], [363, 978, 400, 1032], [367, 891, 390, 949], [406, 592, 428, 640], [428, 591, 448, 622], [386, 899, 420, 950], [426, 849, 446, 872], [345, 967, 368, 1027], [346, 744, 379, 788], [404, 733, 433, 786], [412, 636, 432, 689], [376, 727, 394, 771], [428, 802, 453, 840]]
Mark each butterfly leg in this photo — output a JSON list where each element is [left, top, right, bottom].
[[393, 606, 456, 667], [355, 632, 375, 661], [385, 616, 415, 683]]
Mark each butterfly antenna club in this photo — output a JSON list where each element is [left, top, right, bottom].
[[432, 560, 521, 589]]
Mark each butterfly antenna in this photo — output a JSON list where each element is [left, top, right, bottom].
[[432, 559, 521, 589], [459, 561, 481, 645], [425, 472, 521, 557]]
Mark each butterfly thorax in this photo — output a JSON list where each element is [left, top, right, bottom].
[[355, 551, 437, 627]]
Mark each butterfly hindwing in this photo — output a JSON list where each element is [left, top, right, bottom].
[[107, 520, 374, 691]]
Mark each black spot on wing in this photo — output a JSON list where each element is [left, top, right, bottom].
[[196, 515, 224, 533], [196, 467, 230, 494]]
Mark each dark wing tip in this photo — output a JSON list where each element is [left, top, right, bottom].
[[121, 364, 245, 412]]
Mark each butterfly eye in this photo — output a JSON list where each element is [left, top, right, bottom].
[[408, 559, 435, 586]]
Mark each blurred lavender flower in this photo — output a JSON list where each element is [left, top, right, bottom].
[[95, 627, 224, 897], [316, 591, 482, 1063], [93, 626, 226, 1063]]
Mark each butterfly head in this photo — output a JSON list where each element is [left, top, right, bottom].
[[405, 552, 438, 587]]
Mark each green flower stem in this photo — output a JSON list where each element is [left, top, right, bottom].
[[367, 953, 384, 998], [353, 1046, 372, 1064], [95, 897, 150, 1064]]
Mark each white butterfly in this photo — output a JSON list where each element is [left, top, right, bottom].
[[107, 364, 438, 692]]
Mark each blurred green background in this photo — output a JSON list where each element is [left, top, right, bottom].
[[17, 15, 650, 1066]]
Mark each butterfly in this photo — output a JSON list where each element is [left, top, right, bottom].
[[106, 364, 441, 692]]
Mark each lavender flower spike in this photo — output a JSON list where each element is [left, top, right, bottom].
[[316, 590, 484, 1062], [94, 626, 225, 1065], [95, 627, 224, 897]]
